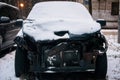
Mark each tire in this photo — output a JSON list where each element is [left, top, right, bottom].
[[95, 53, 107, 79], [19, 73, 36, 80], [15, 46, 29, 77]]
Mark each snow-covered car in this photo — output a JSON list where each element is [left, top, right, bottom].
[[14, 1, 108, 80], [0, 2, 20, 52]]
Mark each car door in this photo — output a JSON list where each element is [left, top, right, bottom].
[[1, 23, 19, 50], [0, 36, 2, 49], [0, 24, 5, 50], [0, 3, 20, 51]]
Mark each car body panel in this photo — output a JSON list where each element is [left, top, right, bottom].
[[17, 1, 101, 41], [0, 2, 20, 51]]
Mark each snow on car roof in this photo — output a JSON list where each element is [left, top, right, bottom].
[[22, 20, 100, 41], [0, 2, 19, 10], [19, 1, 101, 41], [27, 1, 93, 21]]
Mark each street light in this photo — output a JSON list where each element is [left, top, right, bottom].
[[20, 3, 24, 8]]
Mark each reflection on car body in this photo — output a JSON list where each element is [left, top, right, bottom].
[[0, 2, 20, 52], [14, 1, 108, 80]]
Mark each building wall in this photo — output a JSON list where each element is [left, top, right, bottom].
[[76, 0, 119, 28], [76, 0, 83, 3], [92, 0, 118, 20], [83, 0, 118, 28]]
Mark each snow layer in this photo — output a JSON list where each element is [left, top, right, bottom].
[[19, 1, 101, 41], [23, 20, 101, 41], [103, 30, 120, 80], [27, 1, 93, 21], [0, 52, 19, 80]]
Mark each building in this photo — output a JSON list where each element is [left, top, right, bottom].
[[92, 0, 119, 28], [77, 0, 119, 28]]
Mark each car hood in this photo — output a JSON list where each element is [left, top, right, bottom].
[[18, 19, 101, 41]]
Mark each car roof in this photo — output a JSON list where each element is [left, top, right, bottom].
[[0, 2, 19, 20], [0, 2, 19, 10], [27, 1, 93, 21]]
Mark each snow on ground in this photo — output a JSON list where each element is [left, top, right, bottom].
[[0, 30, 120, 80], [103, 30, 120, 80], [0, 51, 19, 80]]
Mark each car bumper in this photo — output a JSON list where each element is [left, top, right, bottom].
[[30, 65, 95, 73]]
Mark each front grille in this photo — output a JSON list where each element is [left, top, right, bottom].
[[29, 39, 99, 73]]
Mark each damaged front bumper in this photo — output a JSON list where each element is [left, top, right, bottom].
[[14, 31, 108, 73]]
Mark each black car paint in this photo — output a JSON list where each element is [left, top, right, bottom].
[[14, 30, 108, 72], [0, 2, 20, 52]]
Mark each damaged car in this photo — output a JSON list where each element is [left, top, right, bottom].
[[14, 1, 108, 80]]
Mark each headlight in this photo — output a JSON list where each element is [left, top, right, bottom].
[[14, 36, 27, 48]]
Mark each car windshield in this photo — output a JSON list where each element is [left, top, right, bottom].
[[27, 1, 93, 21]]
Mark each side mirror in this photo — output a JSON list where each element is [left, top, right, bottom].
[[97, 19, 106, 27], [0, 16, 10, 23], [15, 19, 23, 28]]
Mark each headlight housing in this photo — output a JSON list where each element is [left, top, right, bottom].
[[23, 33, 37, 51], [14, 33, 37, 51]]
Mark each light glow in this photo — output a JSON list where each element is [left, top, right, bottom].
[[20, 3, 24, 8]]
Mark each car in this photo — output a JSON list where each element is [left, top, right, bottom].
[[14, 1, 108, 80], [0, 2, 20, 52]]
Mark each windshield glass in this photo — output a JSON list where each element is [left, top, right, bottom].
[[27, 1, 93, 21]]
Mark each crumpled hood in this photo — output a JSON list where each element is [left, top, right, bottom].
[[19, 19, 101, 41]]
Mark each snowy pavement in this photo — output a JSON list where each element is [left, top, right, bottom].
[[103, 30, 120, 80], [0, 51, 19, 80], [0, 30, 120, 80]]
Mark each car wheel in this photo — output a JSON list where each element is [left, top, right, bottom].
[[19, 73, 37, 80], [95, 53, 107, 79], [15, 46, 29, 77]]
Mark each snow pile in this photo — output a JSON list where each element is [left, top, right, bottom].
[[102, 30, 120, 80], [21, 1, 101, 41], [22, 20, 100, 41], [27, 1, 93, 20], [0, 52, 19, 80]]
